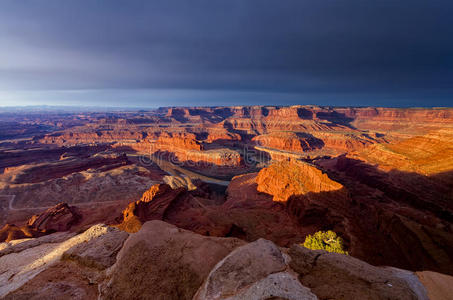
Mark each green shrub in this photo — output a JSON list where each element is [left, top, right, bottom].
[[303, 230, 348, 255]]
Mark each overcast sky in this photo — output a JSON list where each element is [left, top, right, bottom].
[[0, 0, 452, 107]]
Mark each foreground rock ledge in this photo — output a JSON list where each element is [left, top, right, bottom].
[[2, 220, 452, 299], [0, 224, 123, 298], [99, 220, 246, 300]]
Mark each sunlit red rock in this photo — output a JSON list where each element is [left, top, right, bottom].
[[256, 160, 345, 202], [116, 183, 186, 232]]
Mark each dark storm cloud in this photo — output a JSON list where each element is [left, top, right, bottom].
[[0, 0, 452, 106]]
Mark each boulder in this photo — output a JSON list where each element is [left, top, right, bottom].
[[227, 272, 317, 300], [0, 224, 118, 298], [3, 261, 100, 300], [288, 244, 429, 300], [100, 220, 245, 300], [194, 238, 317, 300], [416, 271, 453, 300], [62, 226, 129, 270]]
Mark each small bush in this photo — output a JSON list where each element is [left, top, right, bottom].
[[303, 230, 348, 255]]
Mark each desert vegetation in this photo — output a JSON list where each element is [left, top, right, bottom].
[[303, 230, 348, 255]]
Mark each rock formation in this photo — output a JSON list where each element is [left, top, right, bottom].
[[0, 224, 123, 298], [256, 160, 345, 202], [3, 220, 451, 299], [0, 203, 80, 242], [288, 244, 428, 300], [0, 224, 41, 243], [100, 221, 245, 300], [193, 238, 316, 300], [116, 183, 186, 232], [27, 203, 81, 232]]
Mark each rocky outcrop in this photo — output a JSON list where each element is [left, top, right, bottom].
[[256, 160, 345, 202], [100, 220, 245, 300], [0, 231, 75, 257], [0, 203, 80, 243], [194, 239, 287, 299], [116, 183, 185, 232], [139, 182, 176, 203], [3, 261, 101, 300], [163, 174, 198, 190], [62, 226, 129, 270], [226, 272, 317, 300], [27, 203, 81, 232], [416, 271, 453, 300], [195, 239, 431, 300], [2, 220, 451, 300], [0, 224, 119, 298], [288, 244, 429, 300], [0, 224, 41, 243], [194, 238, 316, 300]]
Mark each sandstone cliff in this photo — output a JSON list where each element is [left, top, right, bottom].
[[256, 160, 344, 202]]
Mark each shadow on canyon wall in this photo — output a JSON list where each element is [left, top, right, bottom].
[[332, 156, 453, 221], [285, 186, 453, 275], [287, 156, 453, 274], [316, 111, 356, 129]]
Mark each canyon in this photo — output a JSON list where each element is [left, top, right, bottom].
[[1, 105, 453, 299]]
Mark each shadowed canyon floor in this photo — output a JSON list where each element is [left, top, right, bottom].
[[1, 106, 453, 298]]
